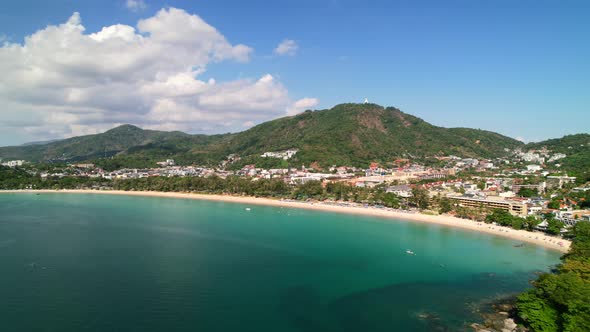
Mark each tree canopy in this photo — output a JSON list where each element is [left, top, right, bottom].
[[517, 221, 590, 331]]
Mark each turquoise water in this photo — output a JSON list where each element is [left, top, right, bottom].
[[0, 193, 560, 331]]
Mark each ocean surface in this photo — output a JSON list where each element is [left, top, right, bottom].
[[0, 193, 560, 331]]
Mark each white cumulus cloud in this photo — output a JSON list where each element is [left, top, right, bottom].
[[126, 0, 147, 12], [274, 39, 298, 56], [0, 8, 317, 143], [286, 97, 319, 116]]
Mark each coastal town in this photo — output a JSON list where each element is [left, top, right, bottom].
[[3, 2, 590, 331], [3, 144, 589, 237]]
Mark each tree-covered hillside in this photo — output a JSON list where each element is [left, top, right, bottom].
[[0, 124, 193, 163], [516, 221, 590, 331], [220, 103, 523, 166], [526, 134, 590, 183], [0, 103, 526, 168]]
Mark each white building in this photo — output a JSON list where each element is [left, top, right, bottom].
[[548, 153, 566, 163], [261, 149, 298, 160], [1, 160, 25, 167], [546, 175, 577, 189], [157, 159, 175, 167], [386, 185, 412, 198], [521, 152, 544, 163], [499, 191, 516, 198], [526, 164, 542, 172], [557, 210, 590, 227]]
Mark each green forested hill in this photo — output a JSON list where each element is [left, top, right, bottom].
[[526, 134, 590, 182], [221, 103, 523, 166], [526, 133, 590, 153], [0, 103, 526, 168], [0, 125, 192, 163]]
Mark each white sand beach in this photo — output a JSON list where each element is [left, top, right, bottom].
[[2, 189, 571, 253]]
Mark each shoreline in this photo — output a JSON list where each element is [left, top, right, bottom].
[[1, 189, 571, 253]]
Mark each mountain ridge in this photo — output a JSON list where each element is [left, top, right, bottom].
[[0, 124, 191, 162], [1, 103, 583, 169]]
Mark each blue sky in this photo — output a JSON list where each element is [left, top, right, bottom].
[[0, 0, 588, 145]]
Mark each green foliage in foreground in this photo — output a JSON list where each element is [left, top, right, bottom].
[[519, 187, 539, 198], [0, 166, 34, 188], [516, 221, 590, 331], [0, 164, 406, 208], [0, 165, 111, 190], [410, 187, 430, 209], [113, 176, 292, 197], [112, 177, 403, 207], [485, 209, 541, 231]]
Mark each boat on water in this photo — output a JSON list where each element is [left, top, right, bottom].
[[406, 250, 415, 255], [245, 208, 251, 211]]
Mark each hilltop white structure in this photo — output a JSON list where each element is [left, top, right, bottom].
[[261, 149, 298, 160], [1, 160, 25, 167], [156, 159, 176, 167]]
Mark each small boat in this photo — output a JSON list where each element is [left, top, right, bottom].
[[513, 243, 525, 248], [245, 208, 251, 211], [406, 250, 415, 255]]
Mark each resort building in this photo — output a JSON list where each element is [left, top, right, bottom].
[[526, 164, 542, 172], [556, 210, 590, 227], [511, 183, 546, 194], [449, 196, 528, 216], [72, 163, 95, 169], [386, 185, 413, 198], [546, 175, 577, 189]]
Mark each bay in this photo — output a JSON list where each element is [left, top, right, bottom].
[[0, 193, 560, 331]]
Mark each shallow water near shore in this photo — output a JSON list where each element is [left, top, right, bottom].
[[0, 193, 560, 331]]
